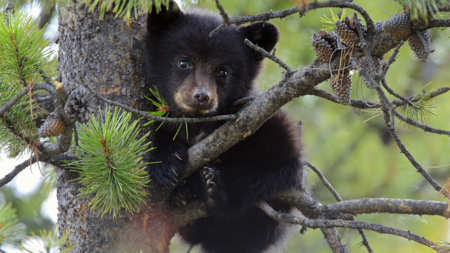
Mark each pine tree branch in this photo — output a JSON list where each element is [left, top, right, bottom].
[[307, 86, 450, 108], [428, 19, 450, 28], [257, 201, 439, 248], [307, 161, 374, 253], [351, 58, 445, 194], [306, 161, 342, 201], [321, 228, 351, 253], [210, 1, 374, 36], [0, 83, 56, 116], [0, 154, 45, 188], [392, 109, 450, 135], [244, 39, 292, 72], [76, 70, 237, 124], [324, 198, 450, 218]]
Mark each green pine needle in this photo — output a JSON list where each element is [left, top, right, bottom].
[[19, 229, 76, 253], [395, 0, 450, 22], [70, 107, 152, 218], [320, 8, 346, 30], [80, 0, 171, 22], [399, 83, 438, 131], [0, 78, 37, 157], [0, 202, 23, 243], [0, 11, 52, 83], [144, 86, 189, 139]]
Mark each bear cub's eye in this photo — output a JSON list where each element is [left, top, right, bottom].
[[218, 70, 228, 79], [179, 60, 189, 69]]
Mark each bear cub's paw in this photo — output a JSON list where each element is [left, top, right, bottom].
[[201, 167, 227, 213], [169, 179, 199, 207], [152, 142, 188, 187]]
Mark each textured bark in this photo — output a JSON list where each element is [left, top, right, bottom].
[[56, 2, 177, 252]]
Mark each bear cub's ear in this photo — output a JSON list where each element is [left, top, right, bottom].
[[147, 0, 184, 32], [240, 22, 279, 58]]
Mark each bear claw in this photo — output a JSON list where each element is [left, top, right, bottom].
[[200, 167, 227, 212]]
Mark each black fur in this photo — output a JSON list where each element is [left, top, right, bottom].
[[144, 2, 303, 252]]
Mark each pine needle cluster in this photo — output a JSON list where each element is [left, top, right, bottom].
[[320, 8, 346, 31], [0, 12, 53, 157], [0, 202, 23, 244], [70, 107, 152, 218], [0, 12, 52, 82], [19, 229, 76, 253], [0, 77, 36, 157], [399, 83, 437, 131], [145, 86, 188, 140], [80, 0, 171, 21]]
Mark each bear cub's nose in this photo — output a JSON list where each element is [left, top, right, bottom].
[[193, 89, 210, 105]]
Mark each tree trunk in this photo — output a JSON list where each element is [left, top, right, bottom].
[[56, 2, 180, 252]]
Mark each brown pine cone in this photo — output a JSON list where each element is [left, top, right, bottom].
[[311, 30, 338, 62], [335, 17, 364, 48], [39, 114, 66, 137], [382, 14, 412, 37], [330, 72, 352, 105], [408, 30, 431, 63]]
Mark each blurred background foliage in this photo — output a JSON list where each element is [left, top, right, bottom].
[[0, 0, 449, 252]]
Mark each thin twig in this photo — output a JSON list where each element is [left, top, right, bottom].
[[307, 86, 450, 109], [244, 39, 292, 72], [381, 78, 415, 107], [306, 161, 342, 201], [257, 201, 438, 249], [306, 161, 374, 253], [76, 71, 238, 124], [38, 69, 54, 87], [210, 1, 374, 37], [0, 155, 42, 188], [352, 58, 444, 194], [354, 12, 375, 74], [0, 83, 56, 116], [379, 41, 405, 79], [214, 0, 229, 24], [233, 96, 256, 105], [392, 109, 450, 136]]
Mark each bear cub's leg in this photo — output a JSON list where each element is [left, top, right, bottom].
[[201, 167, 227, 213]]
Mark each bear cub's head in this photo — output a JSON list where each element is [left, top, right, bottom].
[[144, 1, 278, 117]]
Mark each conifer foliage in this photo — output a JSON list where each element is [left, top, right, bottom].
[[70, 107, 152, 218]]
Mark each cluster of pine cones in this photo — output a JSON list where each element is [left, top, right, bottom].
[[311, 10, 432, 105]]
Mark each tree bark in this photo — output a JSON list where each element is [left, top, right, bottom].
[[56, 2, 177, 252]]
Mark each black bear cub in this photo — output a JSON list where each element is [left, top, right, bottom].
[[145, 1, 303, 252]]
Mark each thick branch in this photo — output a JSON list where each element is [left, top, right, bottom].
[[257, 201, 439, 249], [323, 198, 450, 218], [428, 19, 450, 28]]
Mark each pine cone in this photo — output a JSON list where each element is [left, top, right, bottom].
[[39, 114, 66, 137], [330, 73, 352, 105], [335, 17, 362, 48], [311, 31, 338, 62], [382, 14, 412, 37], [356, 56, 382, 89], [65, 88, 96, 123], [408, 30, 431, 63]]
